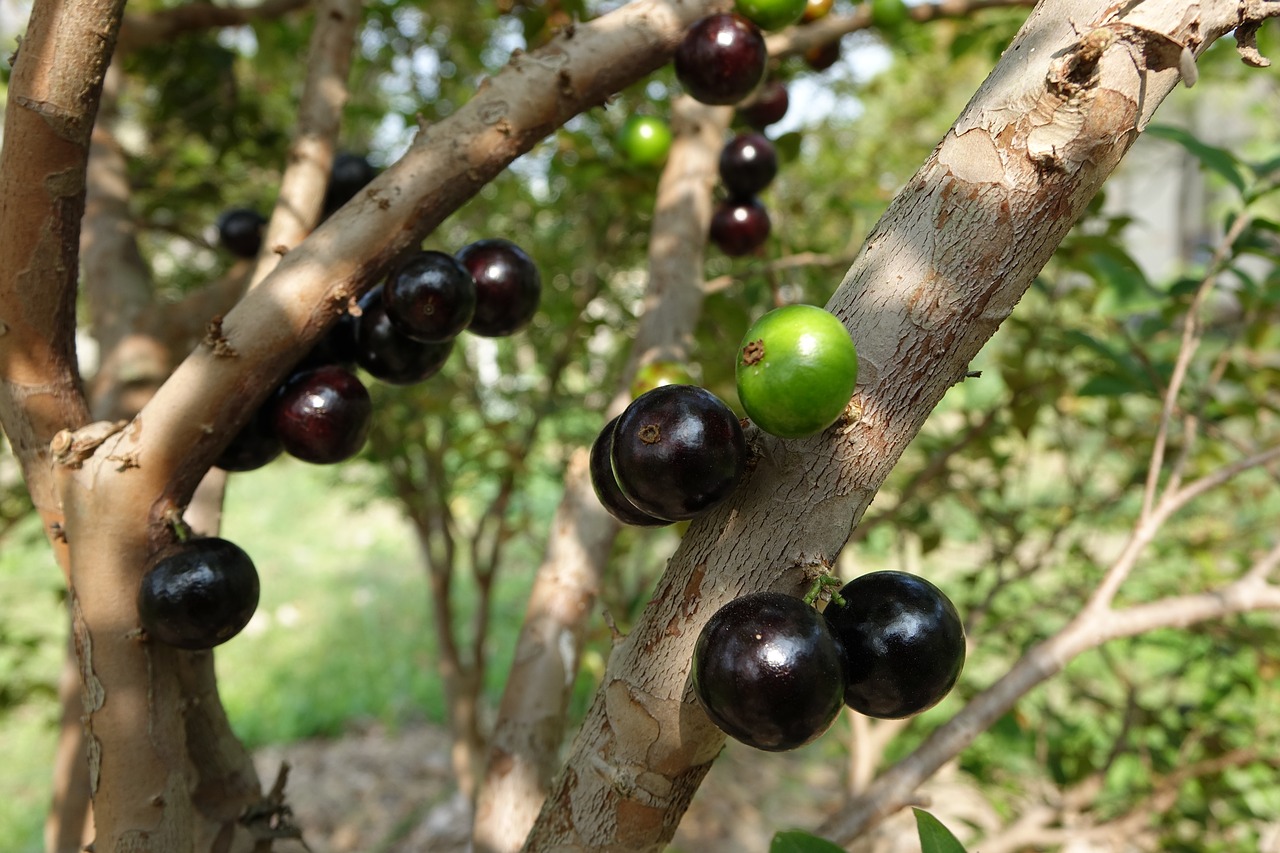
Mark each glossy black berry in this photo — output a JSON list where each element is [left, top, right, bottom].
[[216, 208, 266, 259], [610, 384, 748, 522], [675, 14, 768, 106], [710, 196, 771, 256], [352, 285, 454, 385], [384, 251, 477, 343], [693, 592, 846, 751], [720, 132, 778, 197], [456, 239, 541, 337], [270, 365, 372, 464], [823, 571, 966, 719], [323, 152, 379, 216], [589, 416, 670, 528], [215, 405, 282, 473], [739, 79, 789, 129], [137, 537, 260, 650]]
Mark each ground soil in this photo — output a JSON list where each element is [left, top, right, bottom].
[[252, 719, 875, 852]]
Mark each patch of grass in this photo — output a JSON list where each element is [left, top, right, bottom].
[[0, 514, 68, 853]]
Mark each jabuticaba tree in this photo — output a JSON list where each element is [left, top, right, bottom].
[[4, 1, 1280, 852]]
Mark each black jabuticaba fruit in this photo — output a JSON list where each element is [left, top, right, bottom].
[[352, 284, 454, 385], [138, 537, 260, 650], [823, 571, 965, 719], [610, 384, 748, 522], [693, 591, 846, 751], [384, 250, 477, 343], [215, 405, 282, 473], [589, 416, 670, 528]]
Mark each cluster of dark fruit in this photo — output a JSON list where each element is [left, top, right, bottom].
[[711, 130, 778, 256], [217, 153, 380, 259], [143, 159, 542, 652], [693, 571, 965, 751], [589, 384, 749, 527], [215, 237, 540, 474]]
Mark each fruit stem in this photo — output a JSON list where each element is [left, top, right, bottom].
[[164, 506, 195, 543], [802, 573, 844, 607]]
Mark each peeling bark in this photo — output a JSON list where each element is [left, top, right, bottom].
[[521, 0, 1278, 849]]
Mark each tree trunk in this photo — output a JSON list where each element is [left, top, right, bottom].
[[522, 0, 1271, 848]]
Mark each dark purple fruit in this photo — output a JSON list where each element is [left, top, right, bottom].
[[674, 14, 768, 106], [384, 251, 477, 343], [693, 592, 846, 751], [610, 384, 748, 522], [710, 197, 771, 256], [323, 152, 379, 216], [353, 285, 454, 385], [823, 571, 965, 719], [270, 365, 372, 464], [804, 39, 841, 71], [739, 79, 789, 129], [456, 239, 541, 337], [589, 416, 670, 528], [137, 537, 260, 650], [296, 310, 360, 372], [216, 208, 266, 259], [720, 132, 778, 197], [215, 405, 282, 473]]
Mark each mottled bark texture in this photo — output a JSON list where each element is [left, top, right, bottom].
[[521, 0, 1277, 849]]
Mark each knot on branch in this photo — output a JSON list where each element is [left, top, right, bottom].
[[51, 420, 129, 468], [203, 314, 238, 357]]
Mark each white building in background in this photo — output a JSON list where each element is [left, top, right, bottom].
[[1102, 74, 1277, 282]]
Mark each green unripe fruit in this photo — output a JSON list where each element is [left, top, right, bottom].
[[870, 0, 911, 30], [736, 304, 858, 439], [616, 116, 673, 167], [630, 360, 695, 399], [735, 0, 809, 31]]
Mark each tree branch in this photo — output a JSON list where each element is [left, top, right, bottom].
[[116, 0, 310, 54], [764, 0, 1038, 59], [249, 0, 362, 286], [0, 0, 118, 554], [523, 0, 1280, 848]]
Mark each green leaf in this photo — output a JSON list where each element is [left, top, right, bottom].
[[913, 808, 970, 853], [1145, 124, 1247, 194], [770, 830, 846, 853], [773, 131, 803, 164]]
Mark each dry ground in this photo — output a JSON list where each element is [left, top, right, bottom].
[[252, 719, 868, 852]]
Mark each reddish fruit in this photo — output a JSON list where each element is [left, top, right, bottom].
[[675, 14, 768, 106], [353, 285, 454, 385], [739, 80, 789, 129], [710, 197, 771, 256], [720, 132, 779, 197], [271, 365, 372, 464], [456, 239, 542, 337], [384, 250, 477, 343]]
